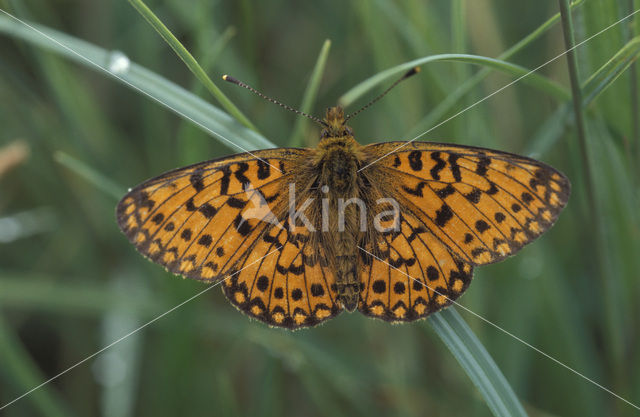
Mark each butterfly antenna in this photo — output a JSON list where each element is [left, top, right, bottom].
[[344, 66, 421, 123], [222, 75, 327, 127]]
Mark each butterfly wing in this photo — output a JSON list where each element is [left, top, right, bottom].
[[117, 149, 341, 328], [357, 141, 569, 321], [358, 211, 473, 321], [222, 223, 341, 329], [363, 141, 571, 266]]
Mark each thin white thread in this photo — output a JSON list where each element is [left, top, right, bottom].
[[357, 246, 640, 411], [0, 246, 282, 411], [358, 7, 640, 172], [0, 8, 282, 173], [2, 3, 639, 412]]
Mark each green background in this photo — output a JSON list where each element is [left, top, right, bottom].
[[1, 0, 639, 416]]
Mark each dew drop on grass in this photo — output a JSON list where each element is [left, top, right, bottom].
[[108, 51, 130, 75]]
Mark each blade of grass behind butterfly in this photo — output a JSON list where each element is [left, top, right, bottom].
[[582, 36, 640, 107], [586, 119, 640, 403], [177, 25, 238, 165], [338, 55, 569, 110], [340, 1, 584, 139], [560, 0, 626, 398], [371, 0, 452, 98], [525, 36, 640, 158], [0, 273, 159, 317], [428, 308, 528, 417], [126, 0, 258, 133], [0, 315, 72, 417], [0, 15, 274, 152], [247, 327, 377, 416], [287, 39, 331, 147], [408, 0, 586, 139], [53, 152, 123, 201]]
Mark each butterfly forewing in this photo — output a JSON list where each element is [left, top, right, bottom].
[[117, 149, 304, 280], [364, 142, 570, 266]]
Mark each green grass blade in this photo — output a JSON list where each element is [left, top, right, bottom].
[[582, 36, 640, 106], [54, 152, 123, 200], [559, 0, 624, 383], [127, 0, 258, 132], [367, 1, 584, 139], [288, 39, 331, 147], [428, 308, 528, 417], [0, 14, 275, 151], [0, 274, 157, 316], [338, 54, 569, 108], [524, 36, 640, 159], [524, 103, 572, 158], [0, 316, 72, 417]]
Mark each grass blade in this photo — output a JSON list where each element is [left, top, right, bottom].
[[523, 36, 640, 159], [288, 39, 331, 146], [582, 36, 640, 106], [54, 152, 123, 200], [0, 14, 274, 151], [559, 0, 624, 383], [428, 308, 528, 417], [127, 0, 258, 132], [338, 54, 569, 108], [363, 1, 585, 139], [0, 316, 72, 417]]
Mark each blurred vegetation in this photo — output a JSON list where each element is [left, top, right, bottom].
[[1, 0, 639, 416]]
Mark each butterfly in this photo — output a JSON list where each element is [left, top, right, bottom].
[[117, 68, 570, 329]]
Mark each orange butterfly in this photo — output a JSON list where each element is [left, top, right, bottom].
[[117, 68, 570, 329]]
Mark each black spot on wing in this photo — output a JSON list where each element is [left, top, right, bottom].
[[256, 160, 271, 180], [234, 162, 250, 186], [448, 153, 462, 182], [408, 151, 423, 171], [464, 189, 481, 204], [233, 213, 251, 236], [227, 197, 247, 209], [199, 203, 217, 218], [430, 152, 445, 180], [189, 169, 205, 192], [198, 234, 212, 247], [476, 154, 491, 177], [435, 204, 453, 227], [402, 182, 427, 197], [435, 184, 455, 199], [185, 197, 197, 212]]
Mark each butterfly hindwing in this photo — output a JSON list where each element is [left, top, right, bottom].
[[364, 141, 570, 266], [223, 224, 341, 329], [358, 212, 473, 321]]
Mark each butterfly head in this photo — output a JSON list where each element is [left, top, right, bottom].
[[321, 106, 353, 139]]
